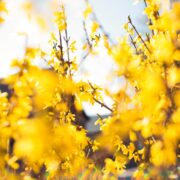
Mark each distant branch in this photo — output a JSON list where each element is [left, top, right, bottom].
[[58, 30, 64, 62], [88, 82, 113, 113], [128, 16, 151, 53]]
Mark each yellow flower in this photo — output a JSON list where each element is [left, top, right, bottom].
[[0, 16, 4, 23], [83, 3, 92, 19], [0, 1, 8, 13], [91, 21, 99, 33], [92, 140, 100, 152], [150, 33, 174, 64], [167, 66, 180, 88], [104, 156, 126, 176], [112, 38, 134, 75], [151, 141, 176, 167], [69, 41, 77, 52], [7, 156, 19, 170]]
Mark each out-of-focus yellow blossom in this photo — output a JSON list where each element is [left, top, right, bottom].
[[104, 156, 126, 177], [151, 141, 176, 167], [150, 33, 174, 64], [103, 35, 112, 54], [0, 16, 4, 23], [0, 0, 180, 179], [54, 6, 66, 31], [144, 0, 160, 25], [92, 140, 100, 152], [83, 3, 92, 19], [35, 15, 47, 31], [112, 38, 134, 75], [173, 91, 180, 107], [95, 0, 180, 177], [14, 119, 49, 163], [0, 1, 7, 12], [21, 1, 32, 13], [167, 66, 180, 88], [25, 47, 44, 59], [69, 40, 77, 52], [0, 1, 8, 23], [0, 92, 8, 119]]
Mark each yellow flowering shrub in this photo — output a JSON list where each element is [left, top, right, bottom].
[[0, 0, 179, 179], [95, 1, 179, 178]]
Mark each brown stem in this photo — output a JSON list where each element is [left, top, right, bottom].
[[128, 16, 151, 53], [64, 28, 73, 77], [163, 64, 175, 126], [65, 30, 70, 64], [58, 30, 64, 62], [97, 113, 103, 120], [79, 20, 93, 65], [129, 34, 138, 54], [93, 98, 113, 112], [88, 82, 113, 113], [62, 4, 71, 69], [91, 11, 114, 45], [143, 0, 147, 7], [83, 20, 92, 49]]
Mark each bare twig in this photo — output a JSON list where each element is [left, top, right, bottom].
[[97, 113, 103, 120], [42, 57, 54, 69], [91, 12, 114, 45], [84, 0, 114, 44], [143, 0, 147, 7], [93, 98, 113, 113], [129, 34, 138, 54], [83, 20, 92, 50], [62, 3, 71, 68], [88, 82, 113, 113], [58, 30, 64, 62], [128, 16, 151, 53], [79, 21, 92, 65], [64, 29, 70, 65], [163, 64, 175, 126]]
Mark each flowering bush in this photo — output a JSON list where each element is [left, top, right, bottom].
[[0, 0, 179, 179]]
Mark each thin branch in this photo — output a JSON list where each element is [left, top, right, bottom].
[[129, 34, 138, 54], [79, 21, 92, 65], [93, 98, 113, 113], [63, 3, 71, 68], [58, 30, 64, 62], [84, 0, 114, 44], [88, 82, 113, 113], [83, 20, 92, 49], [143, 0, 147, 7], [42, 57, 54, 69], [64, 29, 70, 65], [128, 16, 151, 53], [146, 33, 150, 42], [163, 64, 175, 126], [64, 28, 73, 76], [91, 12, 114, 45], [82, 51, 90, 61], [151, 136, 156, 143], [97, 113, 103, 120]]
